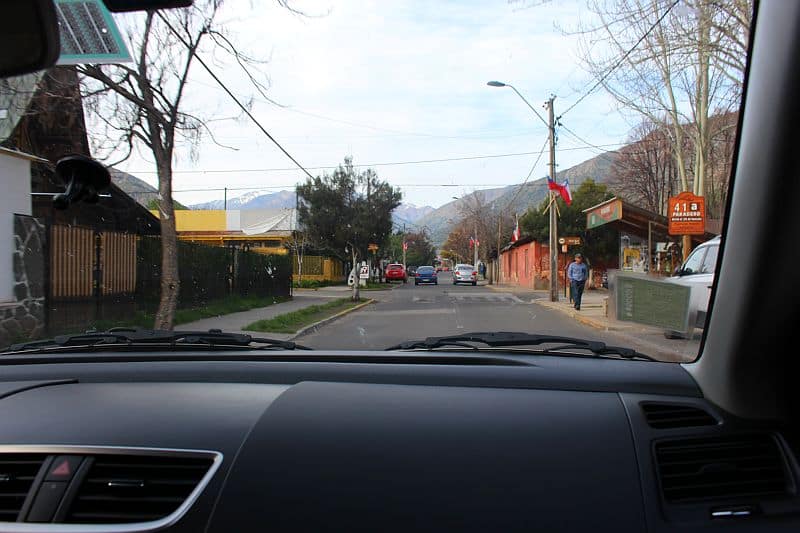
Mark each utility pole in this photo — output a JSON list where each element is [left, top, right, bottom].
[[223, 187, 227, 210], [495, 215, 501, 284], [473, 220, 479, 268], [547, 96, 558, 302], [402, 223, 407, 269]]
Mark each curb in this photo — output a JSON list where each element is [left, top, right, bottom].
[[533, 300, 618, 331], [289, 298, 375, 340]]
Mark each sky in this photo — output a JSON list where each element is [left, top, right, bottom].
[[112, 0, 634, 208]]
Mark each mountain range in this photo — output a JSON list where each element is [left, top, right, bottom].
[[413, 151, 618, 246], [110, 151, 618, 247]]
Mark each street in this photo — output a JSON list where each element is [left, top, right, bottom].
[[299, 272, 698, 361]]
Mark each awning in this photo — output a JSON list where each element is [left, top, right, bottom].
[[582, 197, 717, 244]]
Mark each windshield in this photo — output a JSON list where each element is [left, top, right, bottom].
[[0, 0, 752, 363]]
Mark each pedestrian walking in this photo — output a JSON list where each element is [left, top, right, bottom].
[[567, 253, 589, 311]]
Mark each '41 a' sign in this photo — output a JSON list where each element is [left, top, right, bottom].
[[668, 192, 706, 235]]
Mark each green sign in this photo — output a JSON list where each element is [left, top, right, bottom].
[[614, 274, 690, 332], [55, 0, 131, 65], [586, 199, 622, 229]]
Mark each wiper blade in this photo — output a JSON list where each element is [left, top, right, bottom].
[[7, 328, 311, 352], [385, 331, 655, 361]]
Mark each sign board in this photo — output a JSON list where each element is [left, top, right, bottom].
[[368, 243, 379, 252], [563, 236, 581, 246], [558, 238, 565, 245], [668, 192, 706, 235], [359, 266, 370, 279], [613, 273, 691, 332], [586, 199, 622, 229], [561, 244, 568, 253]]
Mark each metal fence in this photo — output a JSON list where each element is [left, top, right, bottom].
[[45, 224, 291, 334]]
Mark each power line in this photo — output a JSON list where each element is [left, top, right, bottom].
[[125, 143, 626, 175], [500, 137, 550, 212], [155, 12, 314, 180], [135, 183, 539, 194], [558, 0, 682, 119]]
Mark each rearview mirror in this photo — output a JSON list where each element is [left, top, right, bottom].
[[0, 0, 60, 78]]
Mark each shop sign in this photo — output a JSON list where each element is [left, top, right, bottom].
[[668, 192, 705, 235]]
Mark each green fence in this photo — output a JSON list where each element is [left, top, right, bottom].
[[137, 238, 291, 308]]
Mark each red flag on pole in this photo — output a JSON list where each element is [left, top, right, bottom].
[[511, 216, 520, 242]]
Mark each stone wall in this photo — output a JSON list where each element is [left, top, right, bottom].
[[0, 216, 46, 348]]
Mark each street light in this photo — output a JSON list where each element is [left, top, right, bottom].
[[488, 80, 558, 302]]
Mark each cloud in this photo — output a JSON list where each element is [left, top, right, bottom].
[[112, 0, 630, 208]]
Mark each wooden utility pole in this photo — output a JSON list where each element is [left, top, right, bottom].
[[547, 97, 559, 302]]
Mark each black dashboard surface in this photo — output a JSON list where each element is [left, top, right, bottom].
[[0, 352, 795, 532]]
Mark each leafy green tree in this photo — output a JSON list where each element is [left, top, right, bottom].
[[519, 180, 617, 265], [404, 230, 437, 266], [297, 157, 402, 301], [147, 198, 188, 210]]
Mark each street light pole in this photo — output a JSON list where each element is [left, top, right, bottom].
[[546, 97, 558, 302], [488, 81, 558, 301]]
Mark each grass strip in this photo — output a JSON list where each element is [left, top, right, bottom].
[[244, 297, 369, 334], [81, 295, 290, 333]]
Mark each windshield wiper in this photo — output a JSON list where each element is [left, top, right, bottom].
[[6, 327, 311, 353], [385, 331, 655, 361]]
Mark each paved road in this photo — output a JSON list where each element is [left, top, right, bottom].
[[299, 272, 695, 361]]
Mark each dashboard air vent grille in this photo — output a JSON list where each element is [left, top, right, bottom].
[[642, 402, 717, 429], [66, 455, 213, 524], [655, 435, 791, 503], [0, 454, 45, 522]]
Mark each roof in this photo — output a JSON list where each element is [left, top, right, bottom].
[[0, 146, 48, 163], [240, 208, 298, 235], [582, 197, 717, 244]]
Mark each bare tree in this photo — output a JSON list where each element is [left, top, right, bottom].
[[78, 1, 276, 328], [610, 119, 679, 215], [571, 0, 751, 198]]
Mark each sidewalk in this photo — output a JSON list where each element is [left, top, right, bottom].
[[488, 283, 700, 361], [176, 287, 357, 340]]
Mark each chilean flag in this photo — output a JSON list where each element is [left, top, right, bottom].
[[559, 179, 573, 206], [546, 176, 573, 206], [511, 217, 520, 242]]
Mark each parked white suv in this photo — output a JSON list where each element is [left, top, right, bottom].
[[664, 236, 720, 338]]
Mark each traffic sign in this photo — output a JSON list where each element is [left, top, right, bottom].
[[368, 243, 379, 252], [668, 192, 705, 235], [359, 266, 369, 279]]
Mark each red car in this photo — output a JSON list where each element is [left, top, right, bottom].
[[385, 263, 407, 283]]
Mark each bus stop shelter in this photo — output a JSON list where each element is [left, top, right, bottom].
[[583, 197, 717, 274]]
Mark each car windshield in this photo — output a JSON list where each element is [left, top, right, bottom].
[[0, 0, 752, 363]]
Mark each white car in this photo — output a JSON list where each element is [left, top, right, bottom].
[[664, 236, 720, 338], [453, 264, 478, 286]]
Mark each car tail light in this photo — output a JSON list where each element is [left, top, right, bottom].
[[472, 271, 477, 276], [415, 272, 420, 277]]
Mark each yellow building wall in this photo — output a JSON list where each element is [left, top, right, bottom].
[[149, 210, 227, 231]]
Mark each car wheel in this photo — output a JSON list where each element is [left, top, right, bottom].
[[434, 281, 438, 285], [415, 281, 418, 285]]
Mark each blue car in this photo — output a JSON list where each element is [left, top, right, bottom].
[[414, 265, 438, 285]]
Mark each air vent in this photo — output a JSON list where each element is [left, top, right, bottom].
[[66, 455, 213, 524], [0, 454, 46, 521], [642, 402, 717, 429], [655, 435, 791, 504]]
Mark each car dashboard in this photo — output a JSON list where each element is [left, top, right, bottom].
[[0, 351, 797, 532]]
